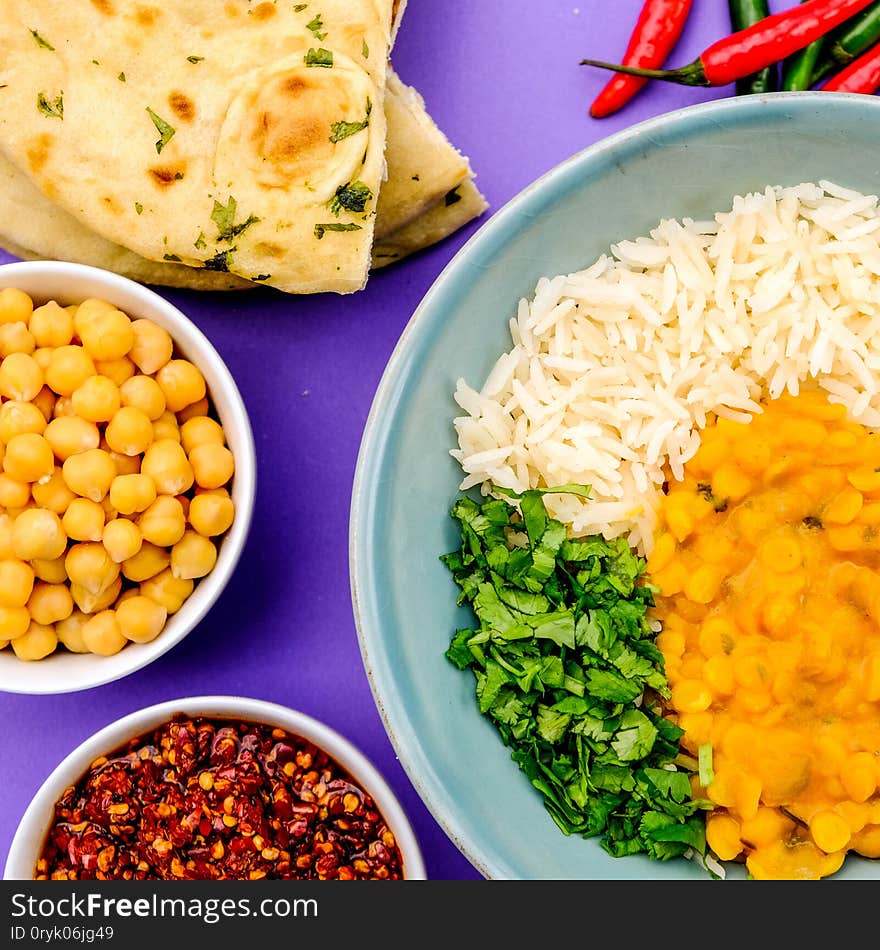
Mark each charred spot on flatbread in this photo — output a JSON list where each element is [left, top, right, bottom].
[[90, 0, 115, 14], [252, 2, 277, 20], [25, 134, 54, 175], [168, 91, 195, 122], [148, 163, 187, 187], [135, 5, 161, 26]]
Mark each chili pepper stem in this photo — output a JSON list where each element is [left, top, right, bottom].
[[580, 58, 710, 87]]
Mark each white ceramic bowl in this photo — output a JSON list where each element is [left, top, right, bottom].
[[0, 261, 256, 694], [4, 695, 427, 880]]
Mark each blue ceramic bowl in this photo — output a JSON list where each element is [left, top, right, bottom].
[[350, 92, 880, 880]]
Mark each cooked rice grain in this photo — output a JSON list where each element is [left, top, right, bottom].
[[451, 181, 880, 554]]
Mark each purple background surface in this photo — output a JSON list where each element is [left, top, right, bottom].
[[0, 0, 770, 878]]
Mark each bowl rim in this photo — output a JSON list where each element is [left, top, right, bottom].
[[4, 694, 427, 880], [349, 90, 880, 880], [0, 260, 257, 695]]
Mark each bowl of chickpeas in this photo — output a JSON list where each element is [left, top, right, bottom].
[[0, 260, 256, 694]]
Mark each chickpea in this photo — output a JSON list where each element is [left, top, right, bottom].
[[189, 491, 235, 537], [138, 495, 186, 547], [189, 442, 234, 490], [105, 406, 153, 456], [61, 498, 106, 542], [70, 576, 121, 615], [44, 345, 96, 396], [170, 530, 217, 580], [28, 582, 74, 625], [29, 300, 74, 347], [0, 605, 30, 641], [12, 508, 67, 560], [32, 468, 76, 515], [104, 443, 141, 476], [71, 298, 116, 339], [0, 352, 43, 401], [180, 416, 225, 454], [122, 542, 170, 582], [62, 448, 117, 501], [116, 595, 167, 643], [31, 555, 68, 584], [3, 432, 54, 483], [0, 514, 15, 559], [177, 397, 210, 423], [44, 416, 101, 461], [81, 609, 127, 656], [57, 609, 90, 652], [140, 568, 193, 614], [0, 322, 36, 357], [78, 308, 134, 361], [0, 287, 34, 325], [70, 374, 120, 423], [11, 620, 57, 661], [109, 473, 157, 515], [129, 318, 173, 375], [102, 518, 143, 563], [65, 542, 119, 595], [152, 410, 181, 443], [119, 374, 165, 420], [0, 559, 35, 607], [141, 439, 193, 495], [156, 359, 206, 413], [0, 473, 32, 509], [94, 356, 135, 388], [0, 400, 47, 441]]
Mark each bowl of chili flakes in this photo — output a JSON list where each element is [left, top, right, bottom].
[[4, 695, 426, 880]]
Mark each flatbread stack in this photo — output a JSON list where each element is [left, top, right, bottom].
[[0, 2, 486, 294]]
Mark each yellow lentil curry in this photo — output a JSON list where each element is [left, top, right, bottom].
[[649, 386, 880, 880]]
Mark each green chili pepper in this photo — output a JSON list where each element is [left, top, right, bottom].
[[728, 0, 781, 94], [812, 0, 880, 84], [782, 1, 826, 89]]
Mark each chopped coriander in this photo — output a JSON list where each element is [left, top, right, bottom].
[[445, 187, 462, 206], [187, 55, 204, 63], [202, 248, 234, 272], [305, 48, 333, 68], [306, 13, 326, 40], [442, 489, 712, 863], [252, 274, 272, 281], [134, 202, 144, 215], [362, 38, 369, 58], [696, 482, 728, 513], [293, 3, 308, 10], [803, 515, 823, 529], [329, 181, 372, 216], [194, 231, 207, 250], [329, 98, 371, 143], [163, 253, 182, 262], [698, 743, 714, 788], [118, 72, 126, 82], [37, 92, 63, 119], [30, 29, 55, 51], [314, 222, 362, 240], [211, 195, 260, 242], [146, 107, 175, 153]]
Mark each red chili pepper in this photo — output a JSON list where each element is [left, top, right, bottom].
[[581, 0, 876, 88], [590, 0, 694, 118], [822, 39, 880, 91]]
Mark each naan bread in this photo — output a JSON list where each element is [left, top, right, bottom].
[[0, 70, 487, 288], [372, 180, 489, 269], [0, 2, 395, 294]]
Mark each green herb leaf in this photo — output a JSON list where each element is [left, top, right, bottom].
[[134, 202, 143, 215], [445, 187, 462, 206], [37, 92, 63, 119], [187, 55, 204, 63], [211, 196, 260, 243], [146, 107, 175, 153], [118, 72, 126, 82], [329, 98, 371, 143], [362, 38, 369, 58], [306, 13, 326, 40], [329, 181, 373, 216], [30, 30, 55, 51], [163, 253, 182, 262], [304, 47, 333, 68], [314, 222, 362, 240]]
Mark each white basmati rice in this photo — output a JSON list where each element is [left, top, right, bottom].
[[451, 181, 880, 555]]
